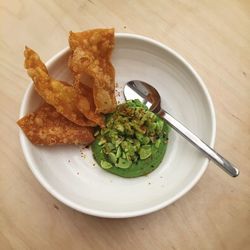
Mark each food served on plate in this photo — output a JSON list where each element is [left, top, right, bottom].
[[18, 28, 169, 178], [17, 103, 94, 145], [68, 28, 116, 114], [92, 100, 169, 177]]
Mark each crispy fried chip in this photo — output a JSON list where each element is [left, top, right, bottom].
[[68, 28, 117, 114], [75, 81, 105, 128], [17, 103, 94, 145], [24, 47, 96, 127]]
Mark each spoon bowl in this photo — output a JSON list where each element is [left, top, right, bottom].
[[124, 80, 161, 112]]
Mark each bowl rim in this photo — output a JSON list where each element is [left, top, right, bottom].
[[19, 32, 216, 218]]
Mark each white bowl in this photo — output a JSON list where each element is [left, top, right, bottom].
[[19, 33, 216, 218]]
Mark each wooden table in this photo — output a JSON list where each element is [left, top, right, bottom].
[[1, 0, 250, 249]]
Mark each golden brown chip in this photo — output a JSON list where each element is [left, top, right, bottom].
[[68, 28, 117, 114], [24, 46, 96, 127], [74, 81, 105, 128], [17, 103, 94, 145]]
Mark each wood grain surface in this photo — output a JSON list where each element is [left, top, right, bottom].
[[1, 0, 250, 249]]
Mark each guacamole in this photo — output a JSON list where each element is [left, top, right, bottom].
[[92, 100, 169, 178]]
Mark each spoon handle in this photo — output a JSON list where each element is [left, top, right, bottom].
[[159, 109, 239, 177]]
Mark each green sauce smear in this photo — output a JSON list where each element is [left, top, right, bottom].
[[92, 100, 169, 178]]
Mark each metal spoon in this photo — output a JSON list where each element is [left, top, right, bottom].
[[124, 80, 239, 177]]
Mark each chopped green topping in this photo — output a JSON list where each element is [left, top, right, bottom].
[[155, 139, 161, 148], [139, 145, 152, 159], [94, 100, 168, 170], [156, 120, 164, 133], [101, 160, 113, 169], [116, 146, 121, 158], [103, 142, 115, 154], [98, 137, 106, 146], [117, 158, 132, 169], [108, 152, 117, 164], [114, 123, 124, 133], [135, 131, 144, 142], [122, 152, 126, 159]]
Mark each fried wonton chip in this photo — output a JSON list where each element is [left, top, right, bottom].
[[17, 103, 94, 145], [68, 28, 117, 114], [24, 47, 95, 127], [75, 81, 105, 127]]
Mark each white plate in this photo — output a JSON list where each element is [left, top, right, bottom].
[[19, 33, 216, 218]]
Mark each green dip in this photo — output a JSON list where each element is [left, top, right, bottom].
[[92, 100, 169, 178]]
